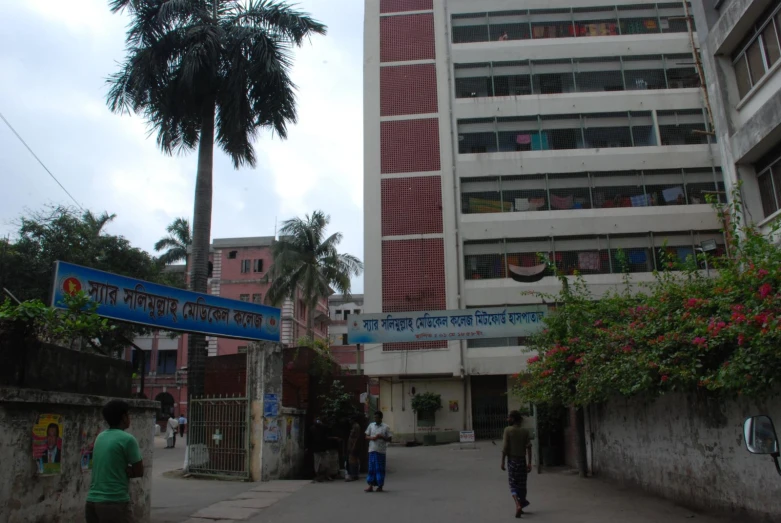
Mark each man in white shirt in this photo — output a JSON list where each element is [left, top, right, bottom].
[[165, 414, 179, 448], [364, 411, 392, 492]]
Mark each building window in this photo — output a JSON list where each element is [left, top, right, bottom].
[[237, 346, 248, 354], [464, 230, 726, 280], [131, 350, 151, 375], [228, 251, 237, 259], [241, 259, 251, 273], [252, 293, 262, 304], [461, 168, 724, 214], [454, 54, 697, 100], [253, 259, 264, 273], [756, 146, 781, 217], [342, 334, 349, 345], [156, 351, 177, 375], [733, 2, 781, 99], [240, 294, 250, 302], [451, 3, 690, 44], [297, 299, 306, 320]]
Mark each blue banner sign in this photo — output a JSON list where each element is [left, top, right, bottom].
[[51, 261, 281, 342], [348, 306, 546, 344]]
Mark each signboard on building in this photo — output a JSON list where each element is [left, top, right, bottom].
[[51, 261, 281, 342], [347, 306, 546, 344], [459, 431, 475, 443]]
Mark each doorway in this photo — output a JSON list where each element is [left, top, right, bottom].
[[470, 375, 509, 440]]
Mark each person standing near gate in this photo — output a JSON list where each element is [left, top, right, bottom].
[[178, 414, 186, 438], [85, 400, 143, 523], [364, 411, 392, 492], [501, 410, 532, 518], [165, 414, 179, 448]]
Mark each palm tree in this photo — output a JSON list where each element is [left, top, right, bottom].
[[267, 211, 363, 340], [106, 0, 326, 397], [155, 217, 192, 266], [82, 211, 117, 238]]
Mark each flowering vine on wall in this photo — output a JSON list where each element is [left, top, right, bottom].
[[514, 194, 781, 407]]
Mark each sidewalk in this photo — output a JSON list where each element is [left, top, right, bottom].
[[150, 435, 257, 523], [156, 440, 737, 523]]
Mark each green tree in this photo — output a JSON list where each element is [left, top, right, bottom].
[[319, 380, 359, 430], [155, 217, 192, 266], [1, 205, 174, 357], [106, 0, 326, 396], [267, 211, 363, 339]]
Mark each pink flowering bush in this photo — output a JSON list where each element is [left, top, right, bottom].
[[514, 196, 781, 406]]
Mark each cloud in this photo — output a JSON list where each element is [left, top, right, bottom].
[[0, 0, 365, 292]]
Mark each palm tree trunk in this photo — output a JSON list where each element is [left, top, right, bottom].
[[187, 103, 215, 401]]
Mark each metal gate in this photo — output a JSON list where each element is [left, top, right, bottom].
[[472, 396, 508, 440], [188, 395, 250, 479]]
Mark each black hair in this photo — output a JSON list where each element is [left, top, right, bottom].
[[509, 410, 523, 424], [46, 423, 59, 437], [374, 411, 383, 419], [103, 400, 130, 427]]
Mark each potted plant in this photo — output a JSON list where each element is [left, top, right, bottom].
[[411, 392, 442, 446]]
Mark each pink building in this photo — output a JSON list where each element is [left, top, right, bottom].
[[127, 236, 329, 416]]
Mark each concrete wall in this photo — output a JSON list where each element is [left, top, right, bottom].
[[0, 387, 157, 523], [588, 392, 781, 522], [248, 343, 306, 481], [378, 378, 466, 443]]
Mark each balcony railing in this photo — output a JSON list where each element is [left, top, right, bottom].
[[458, 110, 711, 155], [455, 54, 699, 99], [461, 168, 724, 214], [464, 231, 725, 280], [451, 3, 693, 44]]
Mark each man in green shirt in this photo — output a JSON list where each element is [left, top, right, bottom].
[[86, 400, 144, 523]]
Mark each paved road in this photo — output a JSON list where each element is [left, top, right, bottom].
[[154, 439, 736, 523], [248, 443, 734, 523], [151, 435, 255, 523]]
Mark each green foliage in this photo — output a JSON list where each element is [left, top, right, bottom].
[[2, 206, 164, 302], [515, 193, 781, 406], [267, 211, 363, 337], [296, 336, 336, 382], [154, 217, 191, 266], [106, 0, 327, 168], [411, 391, 443, 413], [319, 380, 359, 429], [0, 291, 115, 352], [0, 205, 182, 356]]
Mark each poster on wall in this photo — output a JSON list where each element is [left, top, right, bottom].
[[79, 426, 99, 472], [33, 414, 64, 475], [263, 418, 280, 442]]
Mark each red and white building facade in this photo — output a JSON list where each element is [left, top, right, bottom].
[[364, 0, 726, 442]]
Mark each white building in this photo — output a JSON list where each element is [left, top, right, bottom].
[[363, 0, 725, 443], [691, 0, 781, 237], [328, 294, 365, 373]]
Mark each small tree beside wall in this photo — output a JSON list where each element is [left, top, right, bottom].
[[411, 392, 442, 446]]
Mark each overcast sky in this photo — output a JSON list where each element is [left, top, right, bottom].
[[0, 0, 365, 292]]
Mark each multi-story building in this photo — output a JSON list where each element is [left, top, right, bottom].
[[363, 0, 726, 442], [128, 236, 329, 416], [328, 293, 365, 373], [691, 0, 781, 235]]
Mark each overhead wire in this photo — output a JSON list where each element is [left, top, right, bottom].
[[0, 111, 83, 210]]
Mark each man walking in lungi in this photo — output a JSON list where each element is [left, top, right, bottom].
[[364, 411, 392, 492], [501, 410, 533, 518]]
